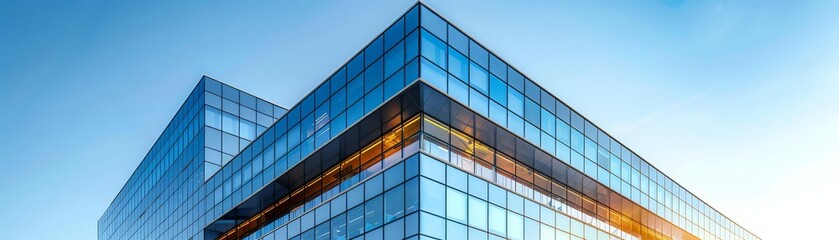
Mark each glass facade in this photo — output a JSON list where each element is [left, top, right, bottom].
[[99, 3, 758, 240], [98, 76, 286, 240]]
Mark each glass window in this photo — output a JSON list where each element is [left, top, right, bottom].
[[507, 192, 524, 214], [405, 56, 419, 82], [347, 205, 364, 238], [420, 6, 447, 40], [301, 94, 315, 116], [540, 224, 554, 240], [384, 162, 404, 190], [419, 212, 446, 239], [330, 112, 346, 137], [315, 221, 330, 240], [366, 59, 384, 93], [446, 188, 467, 223], [347, 100, 363, 125], [489, 101, 506, 126], [524, 79, 540, 103], [524, 98, 540, 126], [240, 120, 256, 140], [584, 137, 596, 160], [448, 47, 468, 81], [508, 68, 524, 92], [406, 5, 419, 31], [469, 89, 489, 117], [302, 113, 315, 138], [405, 177, 419, 214], [366, 35, 383, 66], [331, 68, 347, 94], [469, 40, 488, 68], [301, 228, 314, 240], [365, 175, 384, 200], [468, 196, 487, 230], [448, 25, 468, 55], [469, 62, 489, 94], [524, 218, 539, 240], [448, 75, 469, 105], [556, 213, 570, 231], [420, 30, 446, 68], [330, 87, 346, 117], [489, 75, 506, 105], [524, 200, 539, 220], [384, 218, 404, 240], [384, 185, 404, 223], [557, 120, 570, 146], [420, 58, 447, 92], [489, 54, 507, 80], [447, 221, 467, 240], [508, 211, 524, 240], [347, 74, 364, 104], [348, 186, 364, 208], [488, 204, 506, 236], [487, 183, 506, 206], [365, 195, 383, 231], [384, 41, 405, 77], [222, 112, 239, 135], [507, 113, 524, 138], [405, 29, 419, 61], [570, 129, 583, 154], [541, 108, 555, 137], [446, 166, 468, 191], [557, 142, 570, 164], [469, 228, 488, 240], [315, 82, 330, 108], [384, 17, 404, 50], [508, 90, 524, 116], [419, 177, 445, 216], [206, 107, 222, 129], [364, 84, 383, 113]]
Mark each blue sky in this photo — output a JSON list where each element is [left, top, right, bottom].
[[1, 0, 837, 239]]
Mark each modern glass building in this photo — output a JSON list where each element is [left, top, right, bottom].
[[99, 3, 759, 240]]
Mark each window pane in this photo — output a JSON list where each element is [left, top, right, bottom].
[[448, 25, 468, 55], [541, 108, 555, 137], [446, 188, 467, 223], [468, 197, 487, 230], [384, 185, 404, 223], [419, 177, 445, 216], [420, 6, 447, 40], [365, 60, 384, 93], [347, 74, 364, 104], [384, 41, 405, 77], [524, 98, 540, 126], [570, 129, 583, 154], [419, 212, 446, 239], [469, 89, 489, 117], [347, 205, 364, 238], [469, 61, 488, 94], [488, 204, 506, 236], [489, 100, 506, 126], [508, 90, 524, 116], [489, 75, 506, 105], [448, 75, 469, 105], [420, 58, 447, 92], [384, 17, 404, 50], [365, 195, 383, 231], [448, 47, 468, 81], [420, 30, 446, 68], [508, 211, 524, 240], [206, 107, 222, 129]]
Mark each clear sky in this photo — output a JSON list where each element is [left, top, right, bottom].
[[0, 0, 836, 239]]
